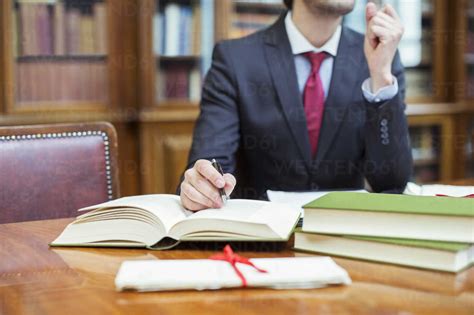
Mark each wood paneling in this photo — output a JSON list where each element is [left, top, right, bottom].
[[139, 109, 198, 194]]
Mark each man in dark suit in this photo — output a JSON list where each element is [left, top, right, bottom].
[[179, 0, 412, 211]]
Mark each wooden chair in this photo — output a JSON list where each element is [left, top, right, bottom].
[[0, 122, 120, 224]]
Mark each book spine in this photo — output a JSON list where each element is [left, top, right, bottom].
[[93, 2, 108, 55], [53, 2, 66, 55], [80, 15, 95, 55], [164, 3, 180, 56], [152, 12, 162, 56], [165, 65, 189, 99], [189, 68, 201, 102], [200, 0, 214, 73], [36, 4, 53, 55], [66, 9, 81, 55], [191, 5, 201, 56]]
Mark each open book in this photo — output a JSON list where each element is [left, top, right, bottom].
[[50, 195, 301, 250]]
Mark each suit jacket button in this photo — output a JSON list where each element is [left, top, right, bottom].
[[381, 132, 389, 139], [380, 126, 388, 133], [382, 138, 390, 145], [380, 118, 388, 126]]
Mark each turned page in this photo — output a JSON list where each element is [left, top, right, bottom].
[[79, 194, 193, 233]]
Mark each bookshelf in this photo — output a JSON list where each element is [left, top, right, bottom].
[[1, 0, 473, 195], [0, 0, 141, 196], [4, 0, 114, 111], [138, 0, 216, 106], [467, 117, 474, 177]]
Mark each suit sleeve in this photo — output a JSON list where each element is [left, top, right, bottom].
[[363, 51, 413, 193], [179, 42, 240, 191]]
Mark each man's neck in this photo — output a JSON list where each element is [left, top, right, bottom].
[[291, 7, 342, 48]]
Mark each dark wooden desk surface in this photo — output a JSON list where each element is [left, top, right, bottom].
[[0, 218, 473, 315]]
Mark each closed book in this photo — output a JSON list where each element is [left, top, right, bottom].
[[152, 12, 163, 56], [53, 2, 66, 55], [93, 2, 107, 54], [191, 5, 201, 55], [164, 3, 180, 56], [36, 4, 53, 55], [303, 192, 474, 242], [178, 6, 191, 55], [19, 4, 38, 56], [189, 67, 201, 101], [80, 15, 95, 54], [50, 194, 300, 250], [165, 64, 189, 99], [115, 256, 350, 292], [294, 231, 474, 273], [66, 9, 81, 54]]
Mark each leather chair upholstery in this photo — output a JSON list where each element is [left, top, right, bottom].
[[0, 122, 120, 223]]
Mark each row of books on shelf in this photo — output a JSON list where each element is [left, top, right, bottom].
[[156, 65, 201, 101], [410, 126, 438, 162], [15, 2, 107, 57], [153, 3, 201, 57], [16, 60, 107, 103], [231, 12, 279, 39]]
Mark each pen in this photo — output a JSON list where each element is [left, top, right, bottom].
[[211, 159, 228, 205]]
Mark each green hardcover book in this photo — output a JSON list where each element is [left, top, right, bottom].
[[294, 230, 474, 273], [303, 192, 474, 243]]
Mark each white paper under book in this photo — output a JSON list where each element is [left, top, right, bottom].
[[115, 257, 351, 292]]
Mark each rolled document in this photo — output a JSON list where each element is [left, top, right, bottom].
[[115, 256, 351, 292]]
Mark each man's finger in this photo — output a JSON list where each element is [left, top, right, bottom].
[[373, 11, 396, 26], [181, 182, 215, 209], [182, 196, 207, 212], [370, 25, 392, 43], [223, 173, 237, 196], [383, 3, 400, 21], [365, 2, 377, 25], [372, 15, 395, 30], [365, 3, 379, 49], [195, 160, 225, 188], [188, 172, 223, 207]]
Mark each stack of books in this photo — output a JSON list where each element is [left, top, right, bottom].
[[294, 192, 474, 272]]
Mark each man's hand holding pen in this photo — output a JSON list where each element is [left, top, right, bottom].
[[180, 159, 236, 211]]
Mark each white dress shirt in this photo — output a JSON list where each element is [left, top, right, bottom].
[[285, 12, 398, 103]]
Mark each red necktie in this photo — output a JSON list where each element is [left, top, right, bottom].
[[303, 52, 327, 157]]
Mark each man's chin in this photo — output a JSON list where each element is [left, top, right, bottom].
[[304, 0, 355, 16]]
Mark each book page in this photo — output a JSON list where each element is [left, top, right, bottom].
[[185, 199, 268, 222], [170, 199, 300, 240], [79, 194, 192, 233]]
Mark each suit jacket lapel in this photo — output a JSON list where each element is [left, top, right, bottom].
[[263, 15, 312, 171], [314, 27, 360, 164]]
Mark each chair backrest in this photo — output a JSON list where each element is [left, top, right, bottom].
[[0, 122, 120, 224]]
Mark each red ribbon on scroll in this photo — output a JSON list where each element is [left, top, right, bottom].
[[210, 245, 267, 287]]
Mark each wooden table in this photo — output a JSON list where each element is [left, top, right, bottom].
[[0, 219, 473, 315]]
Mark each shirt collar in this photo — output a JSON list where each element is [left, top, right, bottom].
[[284, 11, 341, 57]]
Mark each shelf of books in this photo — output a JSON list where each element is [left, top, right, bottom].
[[345, 0, 443, 103], [409, 125, 442, 183], [230, 0, 284, 39], [7, 0, 109, 110], [465, 117, 474, 178], [152, 0, 215, 105], [465, 0, 474, 100]]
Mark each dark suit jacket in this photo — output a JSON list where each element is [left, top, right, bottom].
[[184, 14, 412, 199]]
